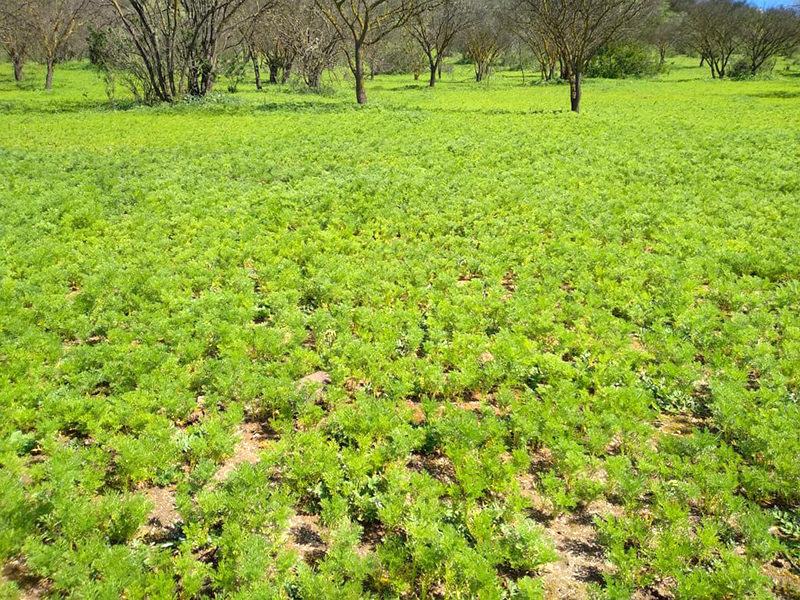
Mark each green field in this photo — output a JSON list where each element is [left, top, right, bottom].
[[1, 58, 799, 599]]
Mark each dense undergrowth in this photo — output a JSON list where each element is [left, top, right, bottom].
[[0, 58, 799, 598]]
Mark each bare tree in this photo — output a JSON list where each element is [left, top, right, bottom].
[[406, 0, 468, 86], [513, 4, 558, 80], [684, 0, 747, 79], [0, 0, 36, 81], [24, 0, 90, 89], [739, 7, 800, 76], [520, 0, 658, 112], [286, 7, 340, 88], [648, 7, 684, 65], [103, 0, 272, 101], [462, 2, 510, 82], [235, 2, 269, 88], [314, 0, 434, 104]]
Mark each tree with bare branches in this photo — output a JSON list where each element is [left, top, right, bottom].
[[512, 3, 558, 80], [740, 6, 800, 76], [24, 0, 91, 88], [462, 3, 510, 83], [0, 0, 36, 81], [520, 0, 658, 112], [314, 0, 435, 104], [684, 0, 748, 79], [406, 0, 468, 86], [103, 0, 273, 101]]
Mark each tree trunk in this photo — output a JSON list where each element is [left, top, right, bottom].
[[12, 59, 24, 82], [429, 59, 437, 87], [354, 43, 367, 104], [569, 72, 582, 113], [253, 56, 262, 90], [269, 63, 279, 84], [307, 68, 321, 88], [45, 61, 54, 90], [475, 62, 484, 82], [414, 70, 420, 80], [438, 61, 442, 80], [659, 49, 666, 65], [282, 61, 293, 84]]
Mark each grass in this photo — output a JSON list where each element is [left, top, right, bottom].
[[0, 56, 799, 598]]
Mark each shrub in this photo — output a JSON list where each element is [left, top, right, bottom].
[[587, 43, 662, 78], [729, 58, 776, 80]]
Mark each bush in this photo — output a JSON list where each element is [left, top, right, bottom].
[[587, 43, 662, 79], [729, 58, 776, 80]]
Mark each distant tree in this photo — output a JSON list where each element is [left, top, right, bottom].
[[0, 0, 36, 81], [520, 0, 659, 112], [649, 7, 684, 64], [259, 8, 296, 85], [247, 0, 340, 89], [279, 2, 340, 88], [462, 2, 511, 82], [103, 0, 273, 101], [406, 0, 469, 86], [236, 3, 269, 89], [513, 5, 559, 81], [363, 32, 426, 78], [739, 7, 800, 76], [314, 0, 435, 104], [24, 0, 91, 89], [684, 0, 748, 79]]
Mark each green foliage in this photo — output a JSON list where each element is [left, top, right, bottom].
[[223, 55, 248, 94], [729, 58, 778, 81], [0, 57, 798, 597], [587, 43, 663, 79]]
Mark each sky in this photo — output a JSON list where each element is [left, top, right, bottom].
[[749, 0, 795, 6]]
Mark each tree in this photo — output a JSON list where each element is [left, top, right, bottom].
[[103, 0, 273, 101], [24, 0, 90, 89], [462, 2, 511, 83], [0, 0, 36, 81], [684, 0, 748, 79], [512, 3, 558, 80], [406, 0, 468, 86], [314, 0, 434, 104], [520, 0, 658, 112], [648, 7, 684, 64], [260, 0, 340, 88], [739, 7, 800, 76]]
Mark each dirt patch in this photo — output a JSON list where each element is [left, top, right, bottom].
[[630, 335, 647, 353], [407, 451, 458, 486], [763, 555, 800, 599], [632, 578, 676, 599], [500, 273, 516, 301], [286, 514, 327, 567], [656, 413, 707, 437], [478, 351, 495, 365], [454, 391, 505, 417], [537, 499, 623, 600], [357, 521, 386, 558], [2, 558, 51, 599], [139, 485, 181, 542], [296, 371, 331, 403], [212, 423, 269, 483], [403, 399, 426, 425]]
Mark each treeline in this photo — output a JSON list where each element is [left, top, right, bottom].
[[2, 0, 800, 111]]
